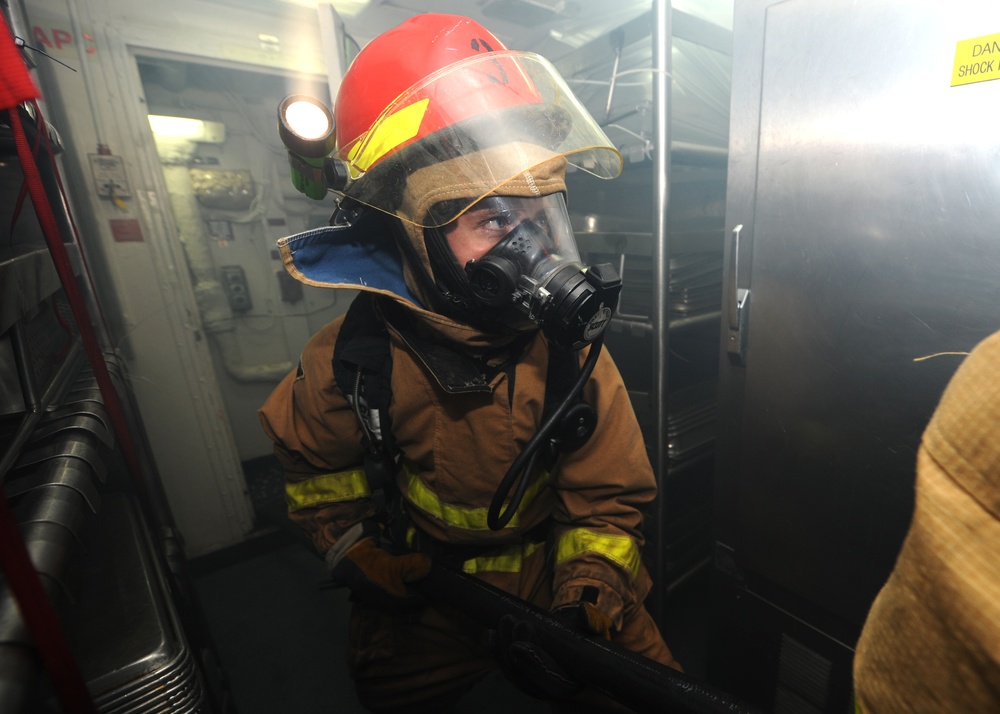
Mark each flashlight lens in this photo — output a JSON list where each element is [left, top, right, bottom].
[[285, 100, 331, 140]]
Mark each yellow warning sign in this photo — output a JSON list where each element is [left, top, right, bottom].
[[952, 32, 1000, 86]]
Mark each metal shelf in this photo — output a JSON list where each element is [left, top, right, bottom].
[[0, 245, 80, 337]]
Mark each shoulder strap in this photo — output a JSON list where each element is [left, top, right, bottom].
[[333, 292, 394, 450], [333, 293, 398, 513]]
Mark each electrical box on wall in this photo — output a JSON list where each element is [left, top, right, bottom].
[[220, 265, 251, 312]]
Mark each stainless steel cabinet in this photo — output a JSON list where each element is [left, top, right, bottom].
[[713, 1, 1000, 710]]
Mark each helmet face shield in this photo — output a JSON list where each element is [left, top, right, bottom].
[[336, 52, 622, 227]]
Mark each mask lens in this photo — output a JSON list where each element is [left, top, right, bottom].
[[462, 193, 578, 264]]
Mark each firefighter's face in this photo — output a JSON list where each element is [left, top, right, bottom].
[[443, 196, 553, 267]]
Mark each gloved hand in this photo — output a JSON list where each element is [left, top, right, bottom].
[[552, 585, 616, 640], [491, 614, 583, 701], [325, 521, 431, 609]]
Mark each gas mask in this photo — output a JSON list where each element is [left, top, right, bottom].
[[455, 194, 621, 350]]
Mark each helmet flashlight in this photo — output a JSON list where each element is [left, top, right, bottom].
[[278, 94, 335, 158], [278, 95, 348, 200]]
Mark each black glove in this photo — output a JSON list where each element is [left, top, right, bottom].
[[326, 521, 431, 610], [491, 614, 583, 701]]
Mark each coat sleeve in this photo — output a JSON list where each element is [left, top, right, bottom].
[[257, 317, 376, 555], [549, 344, 657, 630]]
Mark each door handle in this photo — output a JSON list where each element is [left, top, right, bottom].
[[727, 224, 750, 366]]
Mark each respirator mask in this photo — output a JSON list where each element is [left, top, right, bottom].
[[455, 193, 621, 351]]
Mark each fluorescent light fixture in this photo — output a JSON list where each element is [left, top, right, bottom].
[[280, 0, 371, 17], [148, 115, 226, 143], [330, 0, 370, 14]]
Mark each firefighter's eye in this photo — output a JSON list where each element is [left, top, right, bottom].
[[478, 211, 515, 233]]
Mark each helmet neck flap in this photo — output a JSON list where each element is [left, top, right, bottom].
[[392, 148, 568, 329]]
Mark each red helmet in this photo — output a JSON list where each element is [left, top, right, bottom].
[[334, 15, 533, 158], [332, 13, 621, 227]]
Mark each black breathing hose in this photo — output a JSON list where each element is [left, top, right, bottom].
[[486, 334, 605, 530]]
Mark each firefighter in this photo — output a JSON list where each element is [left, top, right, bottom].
[[259, 13, 680, 712]]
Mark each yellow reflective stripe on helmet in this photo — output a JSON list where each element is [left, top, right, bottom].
[[285, 468, 370, 512], [555, 528, 641, 579], [462, 540, 544, 574], [347, 98, 429, 176], [403, 462, 550, 530]]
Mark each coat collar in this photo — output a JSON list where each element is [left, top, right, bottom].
[[277, 208, 541, 356], [277, 208, 423, 308]]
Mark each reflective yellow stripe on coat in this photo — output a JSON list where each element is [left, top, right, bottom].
[[462, 540, 544, 574], [403, 462, 550, 531], [555, 528, 642, 580], [404, 526, 544, 575], [285, 468, 370, 511]]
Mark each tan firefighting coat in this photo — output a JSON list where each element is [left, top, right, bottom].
[[259, 152, 657, 629], [853, 328, 1000, 712], [259, 291, 656, 629]]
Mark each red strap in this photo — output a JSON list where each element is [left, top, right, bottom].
[[2, 23, 101, 712], [8, 108, 147, 494], [0, 12, 40, 109], [27, 99, 116, 342], [8, 101, 42, 249], [5, 105, 103, 714]]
